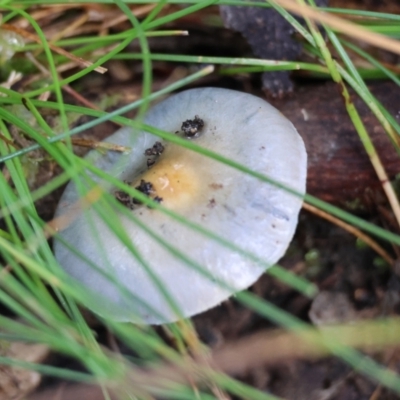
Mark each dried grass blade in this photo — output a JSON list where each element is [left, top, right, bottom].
[[1, 23, 107, 74]]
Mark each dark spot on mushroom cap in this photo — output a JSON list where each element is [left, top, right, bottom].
[[181, 115, 204, 138], [115, 180, 156, 209], [147, 196, 163, 209], [145, 142, 165, 169], [135, 179, 154, 196], [144, 141, 164, 156], [147, 159, 155, 168], [115, 190, 134, 209], [207, 198, 216, 208]]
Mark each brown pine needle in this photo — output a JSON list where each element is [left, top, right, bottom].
[[70, 138, 130, 152], [62, 84, 102, 111], [303, 202, 395, 266]]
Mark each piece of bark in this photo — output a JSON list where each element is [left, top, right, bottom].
[[269, 81, 400, 205], [220, 0, 329, 97]]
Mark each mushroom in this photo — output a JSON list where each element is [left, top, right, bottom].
[[54, 87, 307, 324]]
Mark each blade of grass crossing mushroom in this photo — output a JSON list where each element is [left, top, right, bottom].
[[57, 147, 308, 322], [79, 158, 316, 300], [1, 116, 312, 328], [299, 0, 400, 228], [0, 65, 212, 251], [2, 86, 400, 252], [52, 85, 309, 323], [91, 122, 400, 246], [2, 94, 400, 248], [0, 98, 310, 301]]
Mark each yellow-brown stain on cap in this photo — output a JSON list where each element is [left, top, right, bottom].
[[134, 145, 201, 210]]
